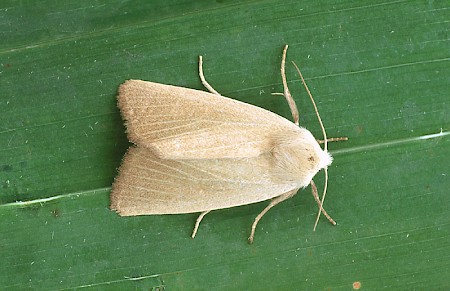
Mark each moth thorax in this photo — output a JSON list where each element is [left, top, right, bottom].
[[272, 136, 333, 187]]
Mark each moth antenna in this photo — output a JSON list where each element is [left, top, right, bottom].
[[291, 61, 328, 231], [314, 167, 328, 231], [310, 180, 336, 225]]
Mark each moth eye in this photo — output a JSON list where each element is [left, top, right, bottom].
[[308, 156, 315, 162]]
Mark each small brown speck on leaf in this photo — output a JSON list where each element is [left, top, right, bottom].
[[353, 281, 361, 289]]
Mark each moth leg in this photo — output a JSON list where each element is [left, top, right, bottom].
[[191, 210, 211, 239], [198, 56, 221, 96], [273, 45, 300, 125], [310, 180, 336, 225], [317, 137, 348, 144], [248, 188, 299, 244]]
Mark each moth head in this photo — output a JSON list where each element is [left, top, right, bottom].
[[317, 147, 333, 170], [290, 60, 338, 231]]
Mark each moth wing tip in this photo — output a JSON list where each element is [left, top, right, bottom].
[[109, 199, 127, 216], [109, 193, 119, 212], [109, 183, 126, 215]]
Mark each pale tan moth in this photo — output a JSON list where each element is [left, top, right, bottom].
[[110, 45, 346, 243]]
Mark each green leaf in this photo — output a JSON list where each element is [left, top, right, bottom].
[[1, 0, 449, 289]]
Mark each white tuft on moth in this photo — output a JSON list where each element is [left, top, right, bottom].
[[110, 45, 347, 243]]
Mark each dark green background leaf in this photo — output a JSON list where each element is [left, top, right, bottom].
[[1, 0, 449, 289]]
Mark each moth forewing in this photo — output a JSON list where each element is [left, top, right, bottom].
[[117, 80, 300, 160], [110, 147, 299, 215]]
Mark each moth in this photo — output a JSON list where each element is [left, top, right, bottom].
[[111, 45, 346, 243]]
